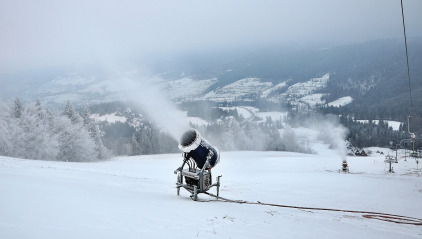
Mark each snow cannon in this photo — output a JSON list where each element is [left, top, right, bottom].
[[174, 129, 221, 201], [178, 129, 220, 169], [341, 160, 349, 173]]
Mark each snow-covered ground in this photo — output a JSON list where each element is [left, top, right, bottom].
[[220, 106, 255, 120], [261, 81, 288, 98], [299, 93, 326, 107], [204, 78, 272, 102], [254, 111, 288, 123], [328, 96, 353, 107], [356, 120, 403, 131], [220, 106, 288, 124], [158, 78, 218, 101], [177, 111, 210, 126], [1, 144, 421, 238], [92, 113, 127, 124], [281, 73, 330, 99]]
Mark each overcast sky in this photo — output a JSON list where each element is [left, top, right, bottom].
[[0, 0, 421, 73]]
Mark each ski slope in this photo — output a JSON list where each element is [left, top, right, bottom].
[[1, 145, 421, 239]]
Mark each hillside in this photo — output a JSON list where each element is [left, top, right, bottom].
[[1, 38, 421, 140], [1, 38, 420, 110], [1, 144, 421, 239]]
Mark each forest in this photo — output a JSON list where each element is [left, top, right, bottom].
[[1, 98, 419, 162], [0, 98, 109, 161]]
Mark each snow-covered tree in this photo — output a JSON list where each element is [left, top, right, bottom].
[[0, 99, 108, 161], [34, 99, 45, 120], [0, 103, 11, 155], [81, 107, 109, 159], [81, 107, 91, 128], [131, 124, 161, 155], [62, 101, 80, 125], [55, 115, 96, 162], [13, 97, 23, 118], [265, 124, 283, 151], [18, 105, 59, 160]]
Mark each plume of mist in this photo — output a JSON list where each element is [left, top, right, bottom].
[[104, 67, 190, 141], [302, 114, 349, 160]]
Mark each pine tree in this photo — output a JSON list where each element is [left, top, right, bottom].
[[13, 97, 23, 118], [0, 103, 11, 155], [62, 101, 80, 124], [81, 107, 91, 128], [131, 132, 141, 155], [55, 115, 96, 162], [139, 125, 153, 154], [76, 107, 109, 159]]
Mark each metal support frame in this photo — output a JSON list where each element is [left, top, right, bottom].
[[174, 155, 222, 201]]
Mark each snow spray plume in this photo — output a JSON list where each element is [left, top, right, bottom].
[[305, 114, 349, 160], [107, 69, 190, 140]]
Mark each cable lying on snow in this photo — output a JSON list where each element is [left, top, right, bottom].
[[203, 192, 422, 226]]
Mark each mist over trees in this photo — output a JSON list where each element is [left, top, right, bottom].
[[2, 96, 414, 162], [288, 111, 415, 149], [96, 101, 308, 156], [192, 117, 313, 153]]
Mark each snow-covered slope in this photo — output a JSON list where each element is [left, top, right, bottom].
[[356, 120, 403, 131], [11, 70, 333, 114], [282, 74, 330, 98], [204, 78, 273, 102], [220, 106, 288, 124], [261, 81, 288, 98], [298, 93, 326, 107], [1, 145, 421, 239], [328, 96, 353, 107], [270, 74, 330, 109], [92, 113, 127, 123], [158, 78, 218, 101]]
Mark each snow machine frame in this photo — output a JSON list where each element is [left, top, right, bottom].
[[174, 153, 221, 201]]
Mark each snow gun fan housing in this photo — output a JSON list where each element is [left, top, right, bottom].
[[178, 129, 219, 169]]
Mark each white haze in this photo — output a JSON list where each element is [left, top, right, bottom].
[[105, 68, 190, 141], [1, 0, 422, 73], [300, 114, 349, 160]]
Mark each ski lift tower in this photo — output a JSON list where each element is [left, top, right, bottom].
[[407, 116, 420, 158], [385, 155, 395, 173], [390, 145, 399, 163]]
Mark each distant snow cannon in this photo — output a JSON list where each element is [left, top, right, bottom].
[[341, 160, 349, 173], [174, 129, 221, 201]]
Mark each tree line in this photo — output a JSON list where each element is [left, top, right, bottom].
[[0, 98, 109, 161], [1, 98, 352, 162], [339, 116, 418, 149]]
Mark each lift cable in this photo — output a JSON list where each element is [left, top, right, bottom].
[[400, 0, 414, 116]]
